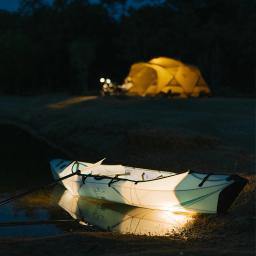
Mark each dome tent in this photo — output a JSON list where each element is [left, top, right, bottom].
[[124, 57, 211, 97]]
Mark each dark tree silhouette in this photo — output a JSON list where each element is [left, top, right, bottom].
[[0, 0, 254, 95]]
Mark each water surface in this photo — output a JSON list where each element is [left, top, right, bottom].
[[0, 124, 86, 237]]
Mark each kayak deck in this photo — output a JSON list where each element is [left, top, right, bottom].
[[50, 159, 248, 214]]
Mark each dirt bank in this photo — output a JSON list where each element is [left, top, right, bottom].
[[0, 95, 254, 172], [0, 231, 254, 256]]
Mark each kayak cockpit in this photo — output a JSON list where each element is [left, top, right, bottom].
[[64, 160, 176, 182], [122, 166, 175, 182]]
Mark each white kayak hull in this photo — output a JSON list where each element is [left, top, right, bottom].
[[50, 159, 247, 214]]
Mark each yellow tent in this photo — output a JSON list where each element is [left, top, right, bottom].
[[124, 57, 211, 97]]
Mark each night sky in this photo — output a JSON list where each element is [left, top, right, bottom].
[[0, 0, 55, 11], [0, 0, 154, 12], [0, 0, 20, 11]]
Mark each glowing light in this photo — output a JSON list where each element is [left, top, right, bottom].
[[106, 78, 111, 84], [100, 78, 105, 83], [58, 190, 196, 237], [47, 96, 97, 109]]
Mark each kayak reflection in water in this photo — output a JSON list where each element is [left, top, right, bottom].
[[57, 189, 194, 236]]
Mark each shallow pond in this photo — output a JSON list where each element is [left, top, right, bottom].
[[0, 124, 193, 238]]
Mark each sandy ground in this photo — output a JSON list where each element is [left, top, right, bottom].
[[0, 232, 254, 256], [0, 95, 254, 172], [0, 95, 255, 255]]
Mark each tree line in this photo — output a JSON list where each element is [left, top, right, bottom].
[[0, 0, 255, 96]]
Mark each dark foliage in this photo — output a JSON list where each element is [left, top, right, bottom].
[[0, 0, 255, 96]]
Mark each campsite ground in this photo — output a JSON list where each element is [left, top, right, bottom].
[[0, 95, 255, 255]]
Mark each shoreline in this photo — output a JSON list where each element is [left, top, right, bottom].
[[0, 95, 254, 172]]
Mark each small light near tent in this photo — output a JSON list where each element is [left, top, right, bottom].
[[100, 78, 105, 83], [106, 78, 111, 84]]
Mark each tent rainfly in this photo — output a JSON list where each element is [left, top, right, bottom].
[[123, 57, 211, 97]]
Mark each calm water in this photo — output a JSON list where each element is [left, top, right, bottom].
[[0, 186, 97, 238], [0, 124, 84, 237], [0, 124, 193, 237]]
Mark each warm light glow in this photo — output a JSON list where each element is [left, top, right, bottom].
[[160, 204, 196, 214], [100, 78, 105, 83], [125, 57, 210, 97], [47, 96, 98, 109], [58, 190, 196, 237], [117, 208, 195, 236], [106, 78, 111, 84]]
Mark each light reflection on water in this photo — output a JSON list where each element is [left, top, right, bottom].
[[0, 186, 195, 238], [0, 187, 85, 238], [0, 124, 90, 238], [58, 189, 195, 236]]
